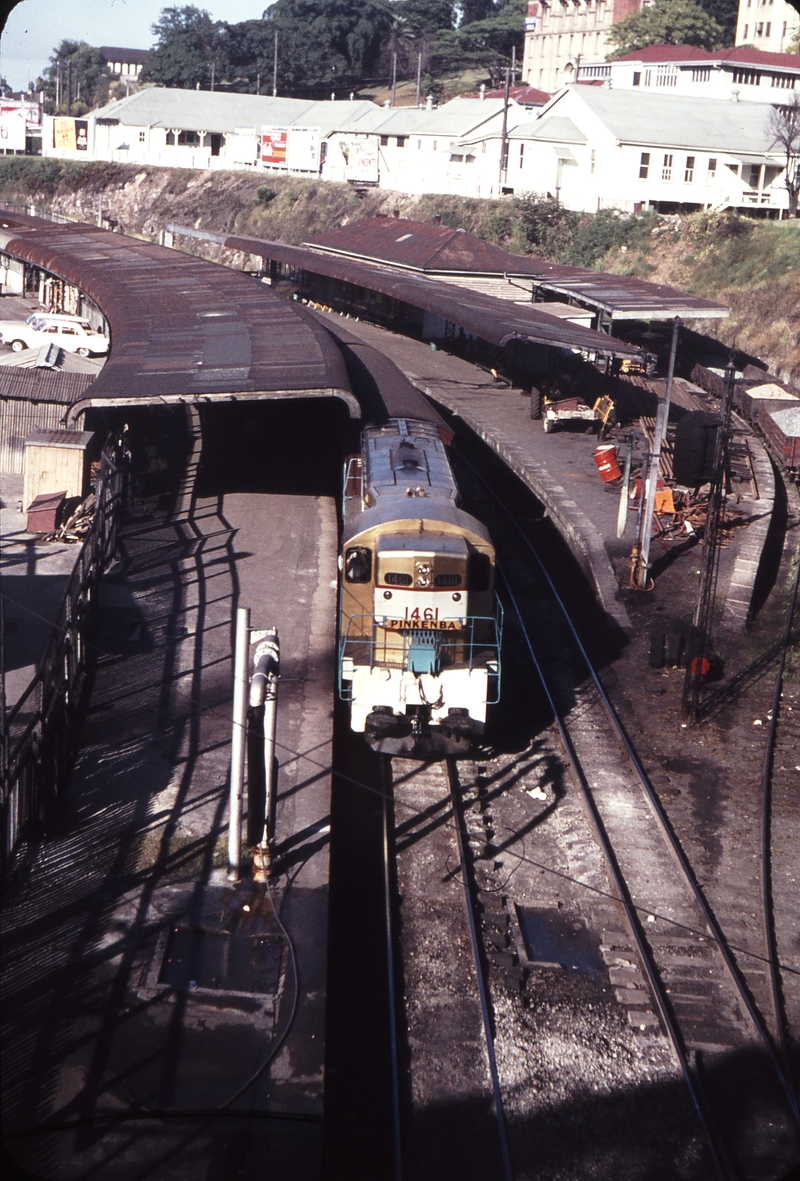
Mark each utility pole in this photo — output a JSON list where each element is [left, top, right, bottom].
[[511, 45, 517, 85], [416, 51, 422, 107], [210, 59, 215, 91], [66, 60, 72, 117], [391, 52, 397, 107], [631, 317, 680, 590], [272, 30, 278, 97], [498, 67, 510, 187], [256, 71, 261, 95], [682, 360, 736, 722]]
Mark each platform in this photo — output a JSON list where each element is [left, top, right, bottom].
[[1, 414, 338, 1180], [313, 315, 776, 635]]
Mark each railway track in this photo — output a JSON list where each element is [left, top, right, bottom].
[[452, 448, 800, 1179], [382, 754, 512, 1181]]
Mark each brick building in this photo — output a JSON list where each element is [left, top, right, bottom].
[[522, 0, 643, 93]]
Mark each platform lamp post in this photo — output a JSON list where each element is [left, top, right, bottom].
[[631, 316, 680, 590]]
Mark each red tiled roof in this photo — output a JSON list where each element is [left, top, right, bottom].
[[612, 43, 800, 69], [480, 85, 551, 104]]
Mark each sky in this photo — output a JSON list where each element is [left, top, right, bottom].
[[0, 0, 270, 91]]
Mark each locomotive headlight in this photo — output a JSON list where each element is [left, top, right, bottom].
[[384, 590, 393, 600], [416, 562, 431, 588], [452, 592, 462, 602]]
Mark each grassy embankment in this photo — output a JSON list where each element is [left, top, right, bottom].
[[0, 157, 797, 382]]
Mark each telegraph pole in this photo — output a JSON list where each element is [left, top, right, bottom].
[[416, 51, 422, 107], [631, 317, 680, 590], [272, 31, 278, 96], [498, 67, 510, 187], [391, 52, 397, 107]]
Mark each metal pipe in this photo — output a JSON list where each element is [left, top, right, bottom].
[[250, 630, 279, 880], [228, 605, 250, 881], [634, 316, 679, 589]]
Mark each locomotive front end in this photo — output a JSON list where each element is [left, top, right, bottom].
[[339, 420, 502, 757]]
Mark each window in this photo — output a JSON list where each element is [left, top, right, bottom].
[[396, 136, 406, 148], [166, 131, 175, 145], [138, 131, 145, 142], [657, 64, 677, 86], [433, 140, 437, 150], [662, 153, 673, 181], [519, 143, 525, 167], [692, 67, 710, 82], [632, 71, 641, 86], [707, 157, 717, 180], [684, 156, 695, 182], [178, 130, 198, 145], [733, 68, 760, 85], [756, 21, 763, 34], [639, 151, 650, 179], [643, 69, 651, 86], [772, 73, 798, 89], [591, 149, 596, 174], [766, 22, 771, 35], [418, 139, 422, 149], [744, 24, 749, 36], [748, 164, 761, 187], [380, 135, 389, 146]]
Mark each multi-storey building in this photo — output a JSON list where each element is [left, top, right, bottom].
[[522, 0, 643, 93], [735, 0, 799, 54], [583, 43, 800, 100]]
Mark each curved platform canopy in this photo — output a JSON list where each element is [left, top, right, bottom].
[[173, 227, 644, 358], [0, 210, 357, 422]]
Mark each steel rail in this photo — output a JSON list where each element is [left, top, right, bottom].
[[445, 757, 514, 1181], [380, 756, 404, 1181], [495, 565, 732, 1181], [761, 515, 800, 1101], [456, 449, 800, 1131]]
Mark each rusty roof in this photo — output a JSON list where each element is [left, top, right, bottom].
[[0, 210, 355, 419], [221, 231, 642, 357], [0, 367, 95, 405], [303, 216, 729, 321]]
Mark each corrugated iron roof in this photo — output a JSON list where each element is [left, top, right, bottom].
[[220, 231, 642, 356], [0, 210, 354, 417], [303, 216, 729, 320], [0, 367, 95, 404]]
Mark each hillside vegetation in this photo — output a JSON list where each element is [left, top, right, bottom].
[[0, 157, 797, 383]]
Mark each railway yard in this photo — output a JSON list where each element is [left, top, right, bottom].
[[0, 209, 799, 1181]]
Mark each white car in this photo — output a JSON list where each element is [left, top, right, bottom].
[[0, 313, 109, 356]]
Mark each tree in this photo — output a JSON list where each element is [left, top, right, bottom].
[[261, 0, 394, 94], [433, 0, 524, 86], [142, 6, 231, 90], [788, 25, 800, 55], [697, 0, 737, 46], [38, 41, 111, 114], [459, 0, 496, 23], [605, 0, 724, 59], [769, 95, 800, 217], [396, 0, 455, 37]]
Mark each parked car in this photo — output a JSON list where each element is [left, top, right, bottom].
[[0, 312, 109, 356]]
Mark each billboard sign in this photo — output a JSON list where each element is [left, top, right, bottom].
[[286, 126, 320, 173], [232, 126, 257, 164], [344, 136, 379, 184], [0, 104, 26, 152], [261, 126, 288, 167], [53, 116, 88, 151]]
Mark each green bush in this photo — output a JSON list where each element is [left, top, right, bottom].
[[515, 195, 580, 260], [254, 185, 276, 205], [561, 208, 656, 269]]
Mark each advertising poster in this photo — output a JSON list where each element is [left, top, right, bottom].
[[75, 119, 88, 150], [261, 126, 288, 167], [0, 104, 26, 152], [53, 116, 76, 150], [286, 126, 320, 173], [344, 136, 379, 184], [232, 126, 257, 164]]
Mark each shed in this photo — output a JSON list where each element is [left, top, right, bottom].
[[23, 427, 95, 511]]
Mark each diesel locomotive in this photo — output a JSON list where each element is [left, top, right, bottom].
[[338, 417, 502, 757]]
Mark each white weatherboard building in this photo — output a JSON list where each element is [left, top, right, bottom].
[[450, 86, 791, 213], [42, 87, 527, 197], [583, 43, 800, 101]]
